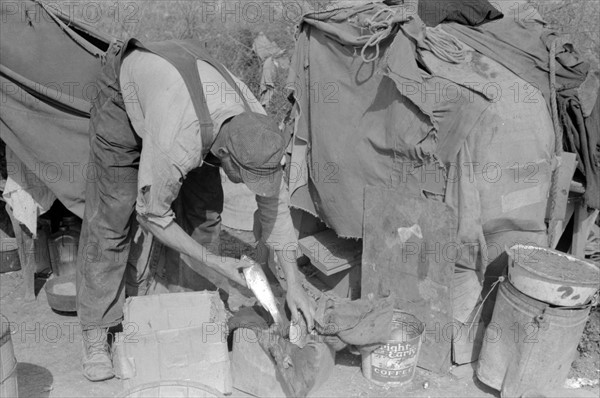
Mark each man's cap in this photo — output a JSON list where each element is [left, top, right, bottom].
[[221, 112, 286, 197]]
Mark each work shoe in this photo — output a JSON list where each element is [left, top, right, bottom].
[[82, 328, 114, 382]]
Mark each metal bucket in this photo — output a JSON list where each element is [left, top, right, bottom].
[[507, 245, 600, 306], [361, 311, 424, 387], [1, 314, 18, 398], [477, 280, 591, 396]]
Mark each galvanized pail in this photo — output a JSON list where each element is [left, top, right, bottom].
[[477, 280, 591, 396]]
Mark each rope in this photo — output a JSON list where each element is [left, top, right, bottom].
[[424, 26, 467, 64], [547, 39, 564, 247], [358, 8, 398, 63], [466, 276, 504, 335]]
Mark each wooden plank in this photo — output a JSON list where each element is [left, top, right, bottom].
[[298, 229, 361, 276], [302, 265, 362, 300], [572, 203, 599, 258], [570, 180, 586, 194], [545, 152, 577, 221], [550, 199, 576, 249], [6, 204, 35, 301], [361, 187, 456, 373]]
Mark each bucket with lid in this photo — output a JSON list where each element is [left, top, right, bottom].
[[507, 244, 600, 306], [476, 279, 591, 396]]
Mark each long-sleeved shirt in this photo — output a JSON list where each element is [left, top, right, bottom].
[[119, 49, 297, 249]]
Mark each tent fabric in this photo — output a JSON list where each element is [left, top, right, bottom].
[[441, 4, 589, 107], [1, 71, 93, 219], [287, 3, 490, 238], [559, 87, 600, 209], [423, 41, 555, 273], [0, 1, 265, 230], [0, 0, 111, 218], [441, 4, 598, 209]]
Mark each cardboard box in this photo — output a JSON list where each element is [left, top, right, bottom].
[[113, 291, 232, 394]]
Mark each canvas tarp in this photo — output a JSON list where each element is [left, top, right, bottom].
[[1, 0, 261, 233], [287, 2, 491, 239], [288, 2, 559, 274], [441, 4, 599, 209], [0, 1, 265, 302], [0, 0, 111, 218], [286, 2, 559, 366]]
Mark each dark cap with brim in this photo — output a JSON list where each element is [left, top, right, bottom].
[[221, 112, 286, 197], [231, 157, 283, 197]]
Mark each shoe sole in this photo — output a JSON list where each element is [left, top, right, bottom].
[[83, 372, 115, 382]]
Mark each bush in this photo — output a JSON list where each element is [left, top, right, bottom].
[[82, 0, 330, 122], [532, 0, 600, 70], [65, 0, 599, 122]]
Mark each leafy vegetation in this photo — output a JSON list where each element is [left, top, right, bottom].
[[532, 0, 600, 69], [79, 0, 333, 121], [56, 0, 598, 121]]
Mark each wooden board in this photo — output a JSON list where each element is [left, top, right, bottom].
[[298, 229, 361, 276], [361, 187, 456, 373], [546, 152, 577, 221]]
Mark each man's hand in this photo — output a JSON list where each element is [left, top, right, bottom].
[[286, 281, 316, 331], [215, 257, 253, 287]]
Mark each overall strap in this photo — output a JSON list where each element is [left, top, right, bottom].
[[130, 39, 252, 156], [172, 41, 252, 111]]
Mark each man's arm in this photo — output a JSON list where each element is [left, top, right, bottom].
[[137, 215, 249, 286], [255, 183, 316, 330]]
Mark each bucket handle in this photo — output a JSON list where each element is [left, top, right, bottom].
[[466, 276, 505, 335]]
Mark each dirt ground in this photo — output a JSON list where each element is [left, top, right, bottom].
[[0, 228, 598, 398], [0, 271, 495, 398]]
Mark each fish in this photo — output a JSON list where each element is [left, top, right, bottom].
[[241, 255, 285, 327]]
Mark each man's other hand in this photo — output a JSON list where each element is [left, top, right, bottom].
[[286, 282, 316, 331]]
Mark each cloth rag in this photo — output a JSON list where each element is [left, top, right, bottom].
[[314, 295, 395, 351]]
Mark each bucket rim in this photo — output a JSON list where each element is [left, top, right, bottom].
[[500, 280, 593, 319], [118, 380, 225, 398], [508, 244, 600, 287]]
